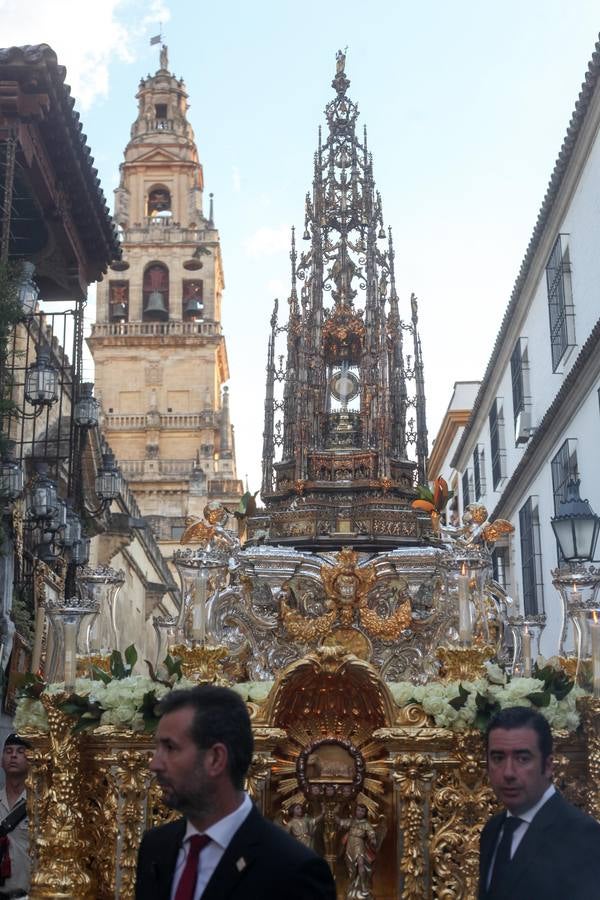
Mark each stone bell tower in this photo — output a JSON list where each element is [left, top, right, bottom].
[[89, 45, 243, 560]]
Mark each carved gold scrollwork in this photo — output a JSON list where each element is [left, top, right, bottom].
[[429, 732, 495, 900], [280, 604, 337, 641], [246, 752, 276, 813], [29, 695, 95, 900], [392, 753, 433, 899], [110, 749, 155, 898], [359, 600, 412, 641], [578, 696, 600, 820]]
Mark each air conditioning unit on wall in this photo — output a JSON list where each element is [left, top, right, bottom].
[[515, 409, 532, 445]]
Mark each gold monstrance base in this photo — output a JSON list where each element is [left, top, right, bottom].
[[437, 643, 495, 681], [169, 643, 229, 683]]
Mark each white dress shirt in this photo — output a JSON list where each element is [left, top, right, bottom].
[[486, 784, 556, 889], [170, 793, 253, 900]]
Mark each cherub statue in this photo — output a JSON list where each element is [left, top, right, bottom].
[[461, 503, 514, 548], [337, 803, 386, 900], [284, 802, 323, 851]]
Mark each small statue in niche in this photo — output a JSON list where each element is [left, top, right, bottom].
[[337, 803, 385, 900]]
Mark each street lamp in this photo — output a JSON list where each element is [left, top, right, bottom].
[[95, 451, 122, 504], [74, 382, 100, 429], [551, 479, 600, 563], [26, 464, 59, 523], [18, 261, 39, 316], [24, 351, 59, 408], [0, 441, 24, 502]]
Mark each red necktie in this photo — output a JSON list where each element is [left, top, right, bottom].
[[174, 834, 211, 900]]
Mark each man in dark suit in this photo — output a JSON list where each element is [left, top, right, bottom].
[[135, 684, 336, 900], [479, 706, 600, 899]]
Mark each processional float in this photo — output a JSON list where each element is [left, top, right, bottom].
[[18, 51, 600, 900]]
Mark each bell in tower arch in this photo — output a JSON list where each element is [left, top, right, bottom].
[[145, 290, 168, 319]]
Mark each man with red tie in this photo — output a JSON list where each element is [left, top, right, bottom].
[[479, 707, 600, 899], [135, 685, 335, 900]]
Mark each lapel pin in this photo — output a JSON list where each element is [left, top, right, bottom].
[[236, 857, 247, 872]]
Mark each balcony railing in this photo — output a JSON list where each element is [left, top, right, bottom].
[[90, 320, 220, 338], [208, 478, 243, 495], [119, 458, 196, 478], [103, 411, 217, 430]]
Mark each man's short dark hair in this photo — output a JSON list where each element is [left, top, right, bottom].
[[3, 733, 31, 750], [157, 685, 253, 790], [486, 706, 553, 763]]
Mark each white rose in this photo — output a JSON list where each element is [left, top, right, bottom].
[[248, 682, 274, 702], [389, 682, 416, 706], [232, 684, 250, 700]]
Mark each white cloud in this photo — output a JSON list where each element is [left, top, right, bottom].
[[0, 0, 171, 109], [244, 224, 291, 258], [232, 165, 241, 193]]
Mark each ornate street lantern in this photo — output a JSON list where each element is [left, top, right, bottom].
[[0, 441, 24, 502], [551, 479, 600, 563], [18, 261, 39, 316], [24, 351, 59, 408], [62, 505, 82, 549], [71, 535, 91, 567], [74, 382, 100, 429], [95, 452, 122, 502], [27, 465, 59, 523]]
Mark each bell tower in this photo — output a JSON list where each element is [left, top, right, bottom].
[[89, 46, 243, 559]]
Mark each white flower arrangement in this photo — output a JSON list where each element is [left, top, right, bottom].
[[14, 653, 584, 736], [387, 660, 585, 732]]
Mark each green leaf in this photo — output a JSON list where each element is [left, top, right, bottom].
[[416, 485, 434, 503], [90, 665, 112, 685], [164, 653, 183, 681], [124, 644, 138, 671], [145, 659, 172, 687], [140, 689, 161, 733], [110, 650, 126, 680], [526, 690, 551, 708], [16, 672, 46, 699], [448, 683, 470, 711]]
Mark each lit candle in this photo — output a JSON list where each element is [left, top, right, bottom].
[[458, 563, 472, 644], [570, 581, 582, 605], [191, 601, 206, 644], [64, 619, 78, 691], [522, 625, 532, 677], [590, 611, 600, 698], [191, 569, 209, 644]]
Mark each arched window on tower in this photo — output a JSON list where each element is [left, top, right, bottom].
[[109, 280, 129, 322], [147, 186, 172, 221], [143, 263, 169, 321], [182, 279, 203, 321]]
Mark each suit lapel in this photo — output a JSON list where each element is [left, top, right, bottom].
[[499, 793, 562, 894], [152, 819, 186, 900], [480, 814, 504, 896], [201, 806, 263, 900]]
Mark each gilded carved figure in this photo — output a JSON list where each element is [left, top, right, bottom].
[[337, 803, 383, 900], [284, 802, 323, 850]]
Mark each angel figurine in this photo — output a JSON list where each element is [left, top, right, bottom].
[[284, 802, 323, 851], [337, 803, 386, 900]]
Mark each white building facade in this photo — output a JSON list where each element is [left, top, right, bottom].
[[448, 37, 600, 656]]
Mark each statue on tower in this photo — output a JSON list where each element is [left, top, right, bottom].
[[160, 44, 169, 70]]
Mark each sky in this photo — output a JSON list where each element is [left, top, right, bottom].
[[3, 0, 600, 491]]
